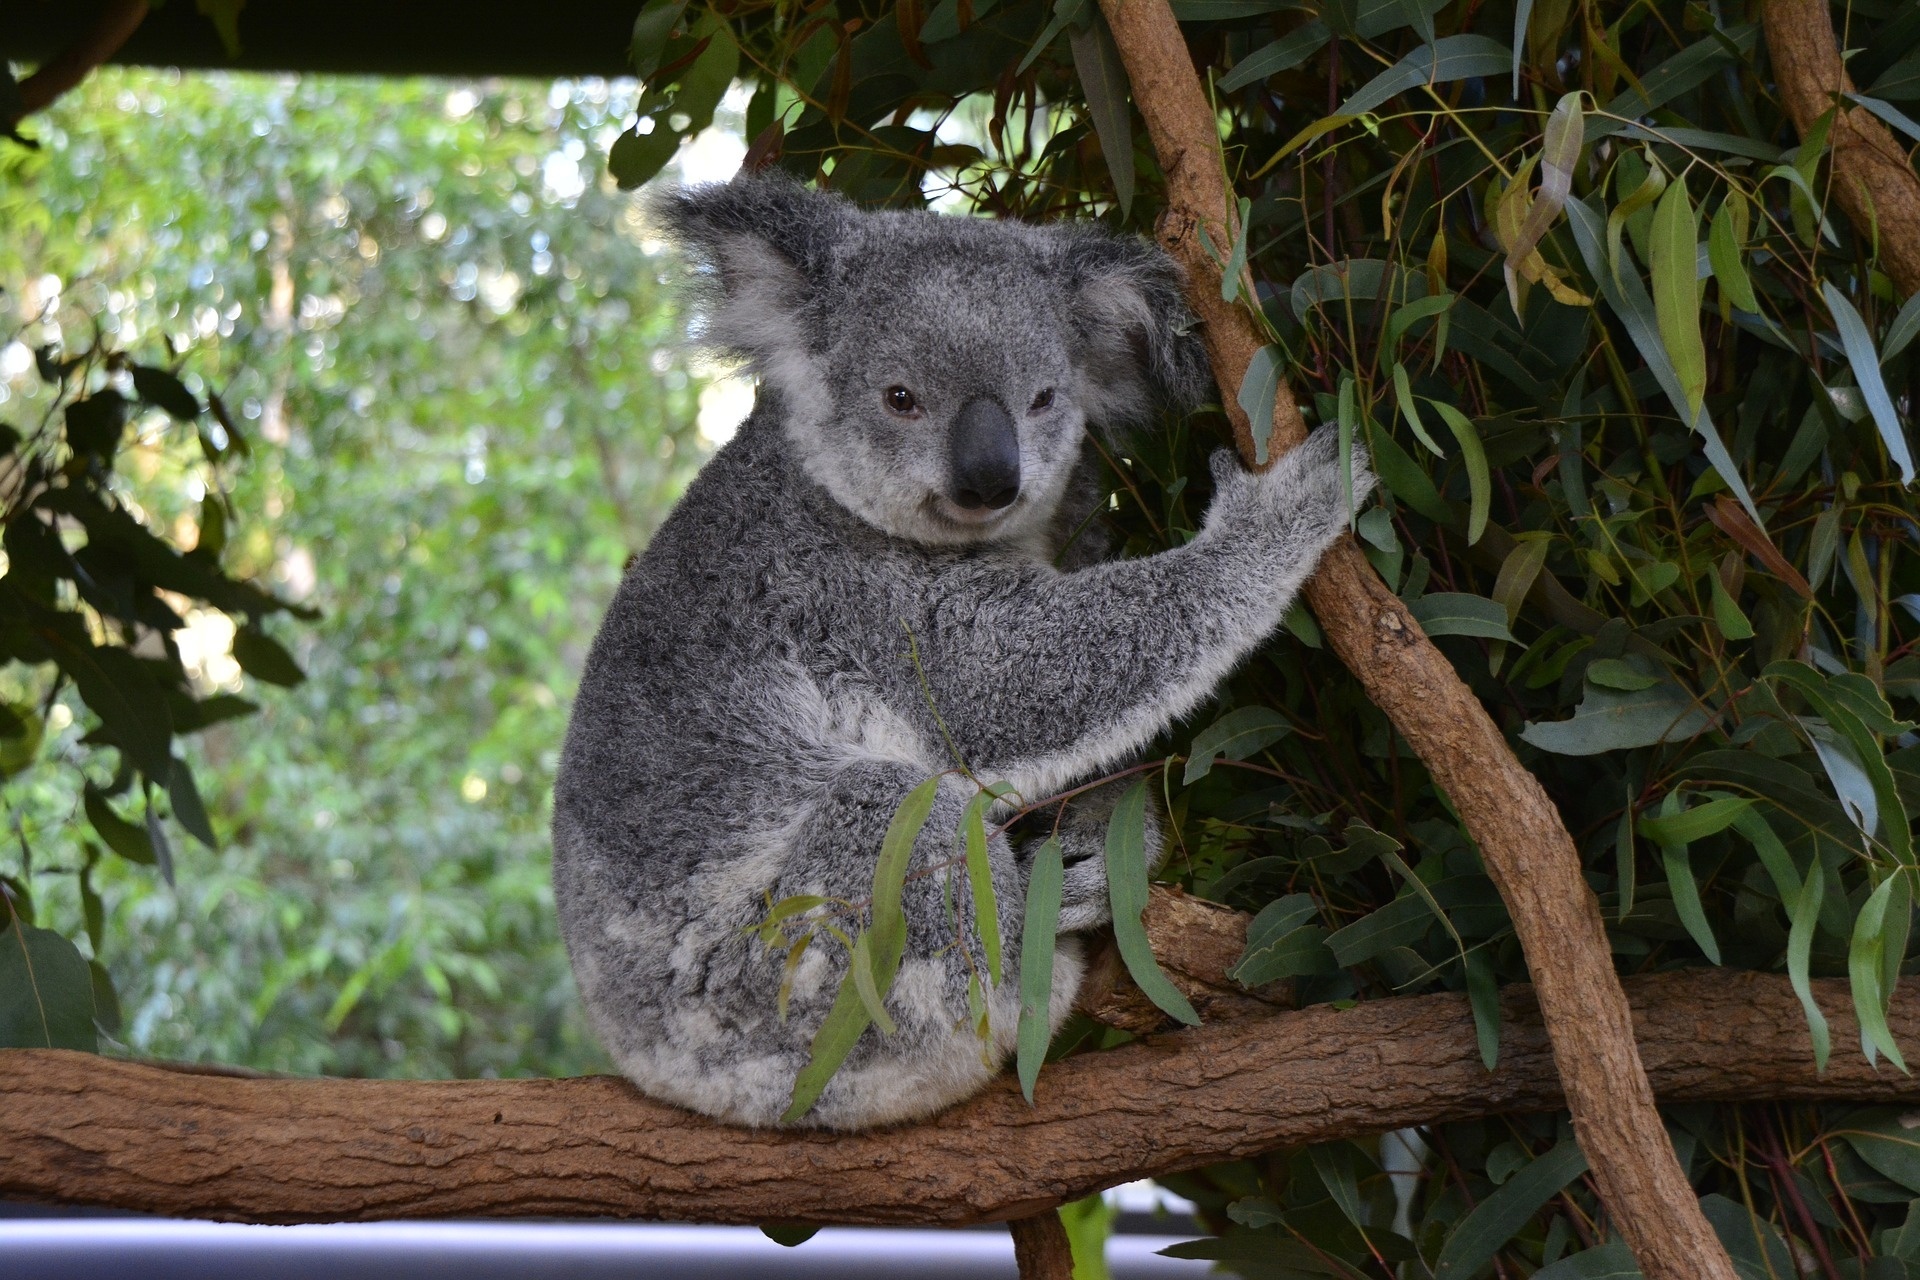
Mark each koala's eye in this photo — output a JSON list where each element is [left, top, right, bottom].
[[1029, 388, 1055, 413], [884, 386, 919, 416]]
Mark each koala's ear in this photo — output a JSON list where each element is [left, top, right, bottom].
[[654, 174, 849, 365], [1055, 229, 1213, 434], [1059, 227, 1205, 433]]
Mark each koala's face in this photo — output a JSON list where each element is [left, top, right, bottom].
[[663, 178, 1209, 547], [795, 237, 1088, 546]]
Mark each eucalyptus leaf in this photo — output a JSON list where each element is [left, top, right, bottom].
[[1016, 836, 1063, 1102], [0, 921, 97, 1050], [1339, 35, 1514, 117], [1185, 705, 1292, 784], [1105, 782, 1198, 1025]]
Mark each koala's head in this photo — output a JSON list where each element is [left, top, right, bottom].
[[659, 175, 1210, 547]]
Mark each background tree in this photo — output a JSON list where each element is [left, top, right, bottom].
[[1, 68, 708, 1077]]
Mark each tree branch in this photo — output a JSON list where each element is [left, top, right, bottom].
[[1765, 0, 1920, 298], [2, 971, 1915, 1227], [1089, 0, 1731, 1274], [7, 0, 150, 125]]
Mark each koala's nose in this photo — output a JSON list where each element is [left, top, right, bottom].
[[948, 397, 1021, 511]]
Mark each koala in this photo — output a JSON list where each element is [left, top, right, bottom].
[[551, 175, 1371, 1130]]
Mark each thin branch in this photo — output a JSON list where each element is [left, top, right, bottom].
[[8, 0, 151, 125]]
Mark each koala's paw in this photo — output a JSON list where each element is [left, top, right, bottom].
[[1211, 426, 1374, 542]]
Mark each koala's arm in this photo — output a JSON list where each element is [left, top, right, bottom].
[[914, 427, 1370, 798]]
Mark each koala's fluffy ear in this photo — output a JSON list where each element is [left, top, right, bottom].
[[1056, 229, 1213, 435], [654, 174, 848, 368]]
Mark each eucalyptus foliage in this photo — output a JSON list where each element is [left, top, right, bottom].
[[632, 0, 1920, 1270]]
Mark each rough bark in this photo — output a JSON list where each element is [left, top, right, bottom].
[[3, 971, 1915, 1228], [1009, 1212, 1075, 1280], [1765, 0, 1920, 298], [1089, 1, 1733, 1275], [7, 0, 149, 124]]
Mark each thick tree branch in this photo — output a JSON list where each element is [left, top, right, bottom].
[[1090, 0, 1730, 1275], [1765, 0, 1920, 298], [2, 971, 1916, 1227]]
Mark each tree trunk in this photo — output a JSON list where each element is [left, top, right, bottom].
[[1765, 0, 1920, 298], [2, 971, 1913, 1228], [1089, 1, 1736, 1275]]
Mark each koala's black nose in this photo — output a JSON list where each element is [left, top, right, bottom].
[[948, 397, 1021, 511]]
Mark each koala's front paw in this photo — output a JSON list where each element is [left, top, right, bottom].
[[1208, 425, 1376, 542]]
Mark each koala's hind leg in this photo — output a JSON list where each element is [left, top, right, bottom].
[[1011, 781, 1166, 932], [773, 760, 1084, 1129]]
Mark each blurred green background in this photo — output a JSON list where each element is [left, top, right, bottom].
[[0, 68, 739, 1079]]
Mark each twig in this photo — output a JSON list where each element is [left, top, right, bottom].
[[7, 0, 150, 126]]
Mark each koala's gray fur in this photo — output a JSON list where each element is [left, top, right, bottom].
[[552, 176, 1372, 1130]]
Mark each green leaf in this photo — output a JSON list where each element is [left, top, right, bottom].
[[1533, 1242, 1641, 1278], [1068, 12, 1134, 218], [1390, 362, 1442, 452], [168, 759, 218, 851], [1707, 194, 1760, 313], [1339, 35, 1514, 117], [1637, 794, 1754, 846], [0, 920, 97, 1050], [759, 1223, 820, 1247], [1709, 569, 1753, 640], [232, 627, 306, 687], [848, 929, 896, 1034], [783, 965, 873, 1122], [1850, 875, 1911, 1072], [1650, 174, 1707, 422], [1218, 19, 1330, 93], [1184, 705, 1292, 784], [1568, 196, 1763, 525], [1839, 1112, 1920, 1192], [1769, 661, 1912, 862], [1607, 154, 1666, 283], [1105, 781, 1199, 1026], [84, 783, 155, 867], [961, 786, 1007, 985], [1788, 858, 1832, 1072], [1491, 536, 1549, 627], [1520, 682, 1712, 756], [130, 364, 202, 421], [784, 776, 938, 1121], [1387, 294, 1454, 352], [1230, 894, 1333, 986], [1586, 658, 1660, 692], [1465, 948, 1501, 1070], [1309, 1143, 1368, 1230], [1427, 400, 1489, 544], [1434, 1140, 1590, 1279], [64, 390, 129, 456], [868, 776, 939, 1004], [1884, 290, 1920, 362], [1238, 346, 1283, 466], [1824, 281, 1916, 485], [629, 0, 691, 79], [1326, 895, 1431, 965], [1661, 839, 1722, 964], [1017, 835, 1064, 1102], [1407, 592, 1515, 642], [1363, 420, 1452, 524], [47, 637, 174, 781]]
